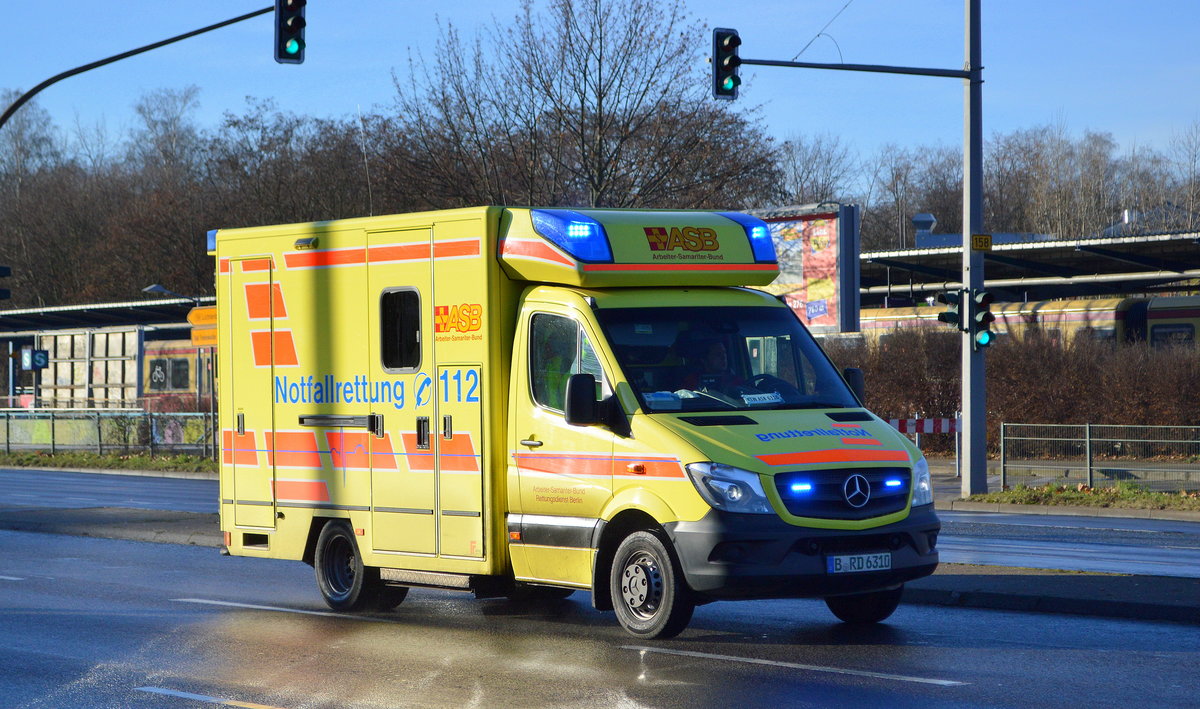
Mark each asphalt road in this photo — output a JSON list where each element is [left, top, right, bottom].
[[4, 468, 1199, 577], [2, 529, 1197, 709]]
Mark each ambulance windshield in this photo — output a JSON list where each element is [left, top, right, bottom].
[[596, 306, 859, 413]]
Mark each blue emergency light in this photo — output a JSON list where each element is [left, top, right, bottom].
[[719, 212, 776, 263], [530, 209, 613, 262]]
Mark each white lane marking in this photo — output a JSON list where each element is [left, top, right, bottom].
[[174, 597, 372, 620], [136, 686, 284, 708], [0, 575, 25, 581], [623, 645, 968, 687]]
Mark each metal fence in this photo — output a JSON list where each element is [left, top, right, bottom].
[[0, 409, 218, 459], [1000, 424, 1200, 492]]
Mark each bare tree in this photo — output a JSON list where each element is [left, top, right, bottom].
[[778, 132, 858, 205], [385, 0, 779, 210]]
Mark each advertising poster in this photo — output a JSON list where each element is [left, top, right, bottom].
[[754, 204, 859, 334]]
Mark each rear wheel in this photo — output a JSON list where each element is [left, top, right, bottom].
[[314, 520, 407, 611], [609, 531, 694, 639], [824, 585, 904, 624]]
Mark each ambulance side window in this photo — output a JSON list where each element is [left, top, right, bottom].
[[381, 288, 421, 371], [530, 313, 607, 412]]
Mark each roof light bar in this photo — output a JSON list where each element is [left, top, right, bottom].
[[530, 209, 613, 263], [719, 212, 776, 263]]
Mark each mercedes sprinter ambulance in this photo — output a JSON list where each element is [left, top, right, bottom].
[[213, 206, 939, 638]]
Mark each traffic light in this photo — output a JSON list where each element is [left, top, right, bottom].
[[712, 28, 741, 100], [936, 290, 964, 330], [274, 0, 306, 64], [0, 265, 10, 300], [969, 289, 996, 350]]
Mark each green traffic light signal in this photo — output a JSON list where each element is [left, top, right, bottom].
[[274, 0, 306, 64], [970, 289, 995, 350], [712, 28, 741, 100]]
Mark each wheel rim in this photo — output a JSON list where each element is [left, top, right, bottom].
[[620, 551, 664, 620], [323, 534, 355, 598]]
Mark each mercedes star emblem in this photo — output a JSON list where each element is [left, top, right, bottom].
[[843, 474, 871, 508]]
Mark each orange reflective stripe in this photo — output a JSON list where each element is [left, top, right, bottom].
[[500, 238, 574, 267], [223, 430, 259, 465], [583, 263, 776, 272], [273, 479, 330, 502], [434, 239, 481, 259], [266, 431, 321, 468], [439, 433, 479, 472], [250, 331, 298, 367], [368, 243, 429, 263], [245, 283, 287, 320], [284, 248, 366, 269], [326, 431, 371, 470], [757, 449, 909, 466], [399, 433, 436, 472], [242, 258, 273, 272]]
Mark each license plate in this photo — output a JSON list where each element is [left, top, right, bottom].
[[826, 552, 892, 574]]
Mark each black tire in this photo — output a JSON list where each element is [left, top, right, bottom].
[[824, 585, 904, 624], [506, 583, 576, 601], [609, 530, 694, 639], [314, 520, 408, 612]]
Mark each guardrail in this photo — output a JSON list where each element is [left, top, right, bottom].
[[1000, 423, 1200, 492], [0, 409, 218, 459]]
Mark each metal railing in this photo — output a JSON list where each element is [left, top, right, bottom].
[[1000, 423, 1200, 492], [0, 409, 218, 459]]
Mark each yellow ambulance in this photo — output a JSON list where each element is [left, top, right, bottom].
[[212, 206, 939, 638]]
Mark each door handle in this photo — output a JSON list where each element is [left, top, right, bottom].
[[519, 438, 543, 448], [416, 417, 431, 450], [236, 412, 245, 435], [442, 415, 453, 440]]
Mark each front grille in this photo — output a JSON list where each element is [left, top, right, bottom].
[[773, 467, 910, 520]]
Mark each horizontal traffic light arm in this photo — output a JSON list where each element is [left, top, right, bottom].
[[0, 6, 272, 132], [738, 57, 970, 80]]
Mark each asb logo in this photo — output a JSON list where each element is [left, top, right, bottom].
[[435, 303, 482, 333], [644, 226, 719, 252]]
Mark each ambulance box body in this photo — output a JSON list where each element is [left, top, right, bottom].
[[213, 206, 939, 638]]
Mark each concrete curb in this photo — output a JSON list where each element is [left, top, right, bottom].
[[901, 584, 1200, 624], [937, 499, 1200, 522], [4, 466, 219, 481]]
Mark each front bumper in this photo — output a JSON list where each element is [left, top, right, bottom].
[[665, 505, 940, 600]]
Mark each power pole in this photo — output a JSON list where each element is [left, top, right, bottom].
[[961, 0, 988, 496], [714, 1, 990, 495]]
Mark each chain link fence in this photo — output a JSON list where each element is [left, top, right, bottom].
[[1001, 424, 1200, 492], [0, 409, 218, 458]]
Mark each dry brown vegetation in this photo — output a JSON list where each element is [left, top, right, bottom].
[[823, 329, 1200, 452]]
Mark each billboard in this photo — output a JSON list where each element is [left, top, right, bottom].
[[752, 204, 861, 334]]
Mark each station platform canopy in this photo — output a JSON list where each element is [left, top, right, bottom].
[[861, 230, 1200, 306], [0, 296, 215, 335]]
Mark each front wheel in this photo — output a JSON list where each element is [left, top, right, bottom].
[[609, 531, 694, 639], [824, 585, 904, 624], [314, 520, 408, 612]]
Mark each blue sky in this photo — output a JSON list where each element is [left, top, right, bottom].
[[2, 1, 1198, 158]]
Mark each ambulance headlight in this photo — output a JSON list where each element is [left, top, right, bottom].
[[686, 463, 773, 514], [530, 209, 613, 262], [911, 457, 934, 507]]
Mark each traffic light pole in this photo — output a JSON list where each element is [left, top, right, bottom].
[[0, 6, 272, 132], [961, 0, 988, 496], [718, 0, 989, 494]]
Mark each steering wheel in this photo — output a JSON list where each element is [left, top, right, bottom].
[[749, 374, 803, 399]]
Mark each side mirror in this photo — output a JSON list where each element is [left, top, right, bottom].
[[564, 373, 599, 425], [842, 367, 865, 404]]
